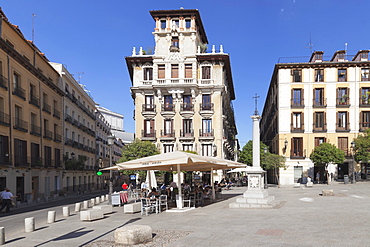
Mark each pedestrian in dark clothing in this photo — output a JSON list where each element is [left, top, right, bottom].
[[0, 188, 16, 213]]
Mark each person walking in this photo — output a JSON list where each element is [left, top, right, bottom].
[[0, 188, 16, 213]]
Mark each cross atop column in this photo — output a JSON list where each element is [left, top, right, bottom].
[[253, 93, 260, 116]]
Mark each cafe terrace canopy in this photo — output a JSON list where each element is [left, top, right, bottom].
[[103, 151, 246, 209]]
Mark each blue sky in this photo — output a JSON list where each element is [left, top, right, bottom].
[[2, 0, 370, 147]]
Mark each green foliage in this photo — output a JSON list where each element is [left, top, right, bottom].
[[309, 143, 345, 168], [352, 129, 370, 162], [183, 150, 198, 155], [118, 139, 159, 179], [64, 155, 88, 171], [263, 153, 286, 170]]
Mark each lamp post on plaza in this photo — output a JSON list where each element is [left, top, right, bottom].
[[107, 135, 115, 204], [351, 141, 356, 184], [263, 147, 268, 189]]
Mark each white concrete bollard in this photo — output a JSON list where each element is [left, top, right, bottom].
[[62, 206, 70, 217], [90, 198, 95, 207], [105, 194, 109, 201], [101, 195, 105, 202], [83, 200, 89, 209], [75, 202, 81, 212], [47, 211, 56, 223], [25, 217, 35, 232], [95, 197, 100, 204], [0, 227, 5, 245]]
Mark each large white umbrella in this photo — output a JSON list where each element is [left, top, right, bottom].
[[102, 151, 246, 209]]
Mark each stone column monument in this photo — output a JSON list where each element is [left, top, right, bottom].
[[229, 112, 277, 208]]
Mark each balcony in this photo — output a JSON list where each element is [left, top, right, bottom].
[[360, 97, 370, 107], [290, 149, 306, 159], [31, 157, 43, 168], [65, 114, 73, 124], [161, 103, 175, 118], [313, 98, 327, 108], [336, 97, 350, 107], [43, 102, 51, 114], [180, 103, 194, 118], [54, 133, 62, 142], [141, 130, 156, 141], [65, 138, 73, 146], [13, 86, 26, 100], [179, 130, 194, 141], [30, 124, 41, 136], [160, 129, 175, 141], [142, 104, 156, 118], [359, 122, 370, 132], [313, 123, 327, 132], [290, 124, 304, 133], [0, 111, 10, 126], [336, 123, 350, 132], [200, 79, 213, 84], [14, 117, 28, 132], [199, 103, 214, 118], [53, 108, 60, 119], [14, 154, 29, 167], [291, 99, 304, 108], [29, 95, 40, 107], [43, 129, 53, 140], [199, 129, 214, 140], [0, 75, 8, 90]]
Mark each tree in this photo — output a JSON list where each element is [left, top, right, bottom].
[[118, 139, 160, 179], [352, 129, 370, 163], [239, 140, 286, 187], [309, 143, 345, 184]]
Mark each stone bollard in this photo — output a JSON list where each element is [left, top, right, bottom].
[[75, 202, 81, 212], [90, 198, 95, 207], [105, 194, 109, 201], [25, 217, 35, 233], [47, 211, 56, 224], [0, 227, 4, 245], [101, 195, 105, 202], [95, 197, 100, 204], [115, 225, 152, 245], [83, 200, 89, 209], [62, 206, 70, 217]]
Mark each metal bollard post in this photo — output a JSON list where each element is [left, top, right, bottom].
[[47, 211, 56, 223], [25, 217, 35, 232]]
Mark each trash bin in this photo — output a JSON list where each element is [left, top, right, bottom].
[[344, 175, 349, 184]]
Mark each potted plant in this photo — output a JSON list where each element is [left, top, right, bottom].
[[340, 94, 348, 104]]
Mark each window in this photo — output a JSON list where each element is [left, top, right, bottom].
[[14, 138, 27, 165], [292, 137, 303, 157], [292, 89, 303, 107], [144, 119, 155, 137], [164, 119, 173, 135], [338, 137, 348, 156], [183, 95, 192, 110], [145, 95, 154, 111], [143, 67, 153, 81], [158, 64, 165, 79], [314, 137, 326, 147], [314, 88, 324, 106], [360, 111, 370, 129], [185, 19, 191, 29], [160, 20, 166, 29], [171, 64, 179, 78], [185, 64, 192, 78], [164, 144, 174, 153], [315, 69, 324, 82], [31, 142, 39, 166], [313, 112, 325, 131], [202, 144, 213, 157], [55, 148, 61, 167], [361, 87, 370, 105], [0, 135, 9, 164], [337, 112, 348, 129], [292, 112, 303, 131], [202, 119, 212, 136], [183, 144, 193, 151], [44, 146, 51, 167], [171, 37, 179, 48], [173, 19, 179, 27], [291, 69, 302, 82], [202, 94, 211, 110], [164, 95, 173, 111], [315, 53, 323, 61], [337, 88, 349, 105], [183, 119, 193, 136], [13, 72, 20, 88], [202, 66, 211, 79], [338, 69, 347, 82], [362, 68, 369, 81]]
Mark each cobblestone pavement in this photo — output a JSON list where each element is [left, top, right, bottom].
[[2, 181, 370, 246]]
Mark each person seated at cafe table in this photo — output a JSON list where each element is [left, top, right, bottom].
[[147, 187, 159, 198]]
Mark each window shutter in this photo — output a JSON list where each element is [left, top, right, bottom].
[[158, 65, 165, 79]]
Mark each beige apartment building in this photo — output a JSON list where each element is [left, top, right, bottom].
[[125, 9, 238, 183], [260, 50, 370, 185], [0, 9, 64, 202]]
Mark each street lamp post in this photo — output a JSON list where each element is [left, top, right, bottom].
[[263, 147, 268, 189], [351, 141, 356, 184], [107, 135, 115, 204]]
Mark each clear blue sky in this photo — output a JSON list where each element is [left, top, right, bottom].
[[2, 0, 370, 147]]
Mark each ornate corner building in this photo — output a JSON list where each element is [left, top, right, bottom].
[[125, 9, 238, 180]]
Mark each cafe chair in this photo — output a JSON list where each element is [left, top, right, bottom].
[[140, 198, 152, 216], [183, 195, 194, 208], [159, 195, 168, 212]]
